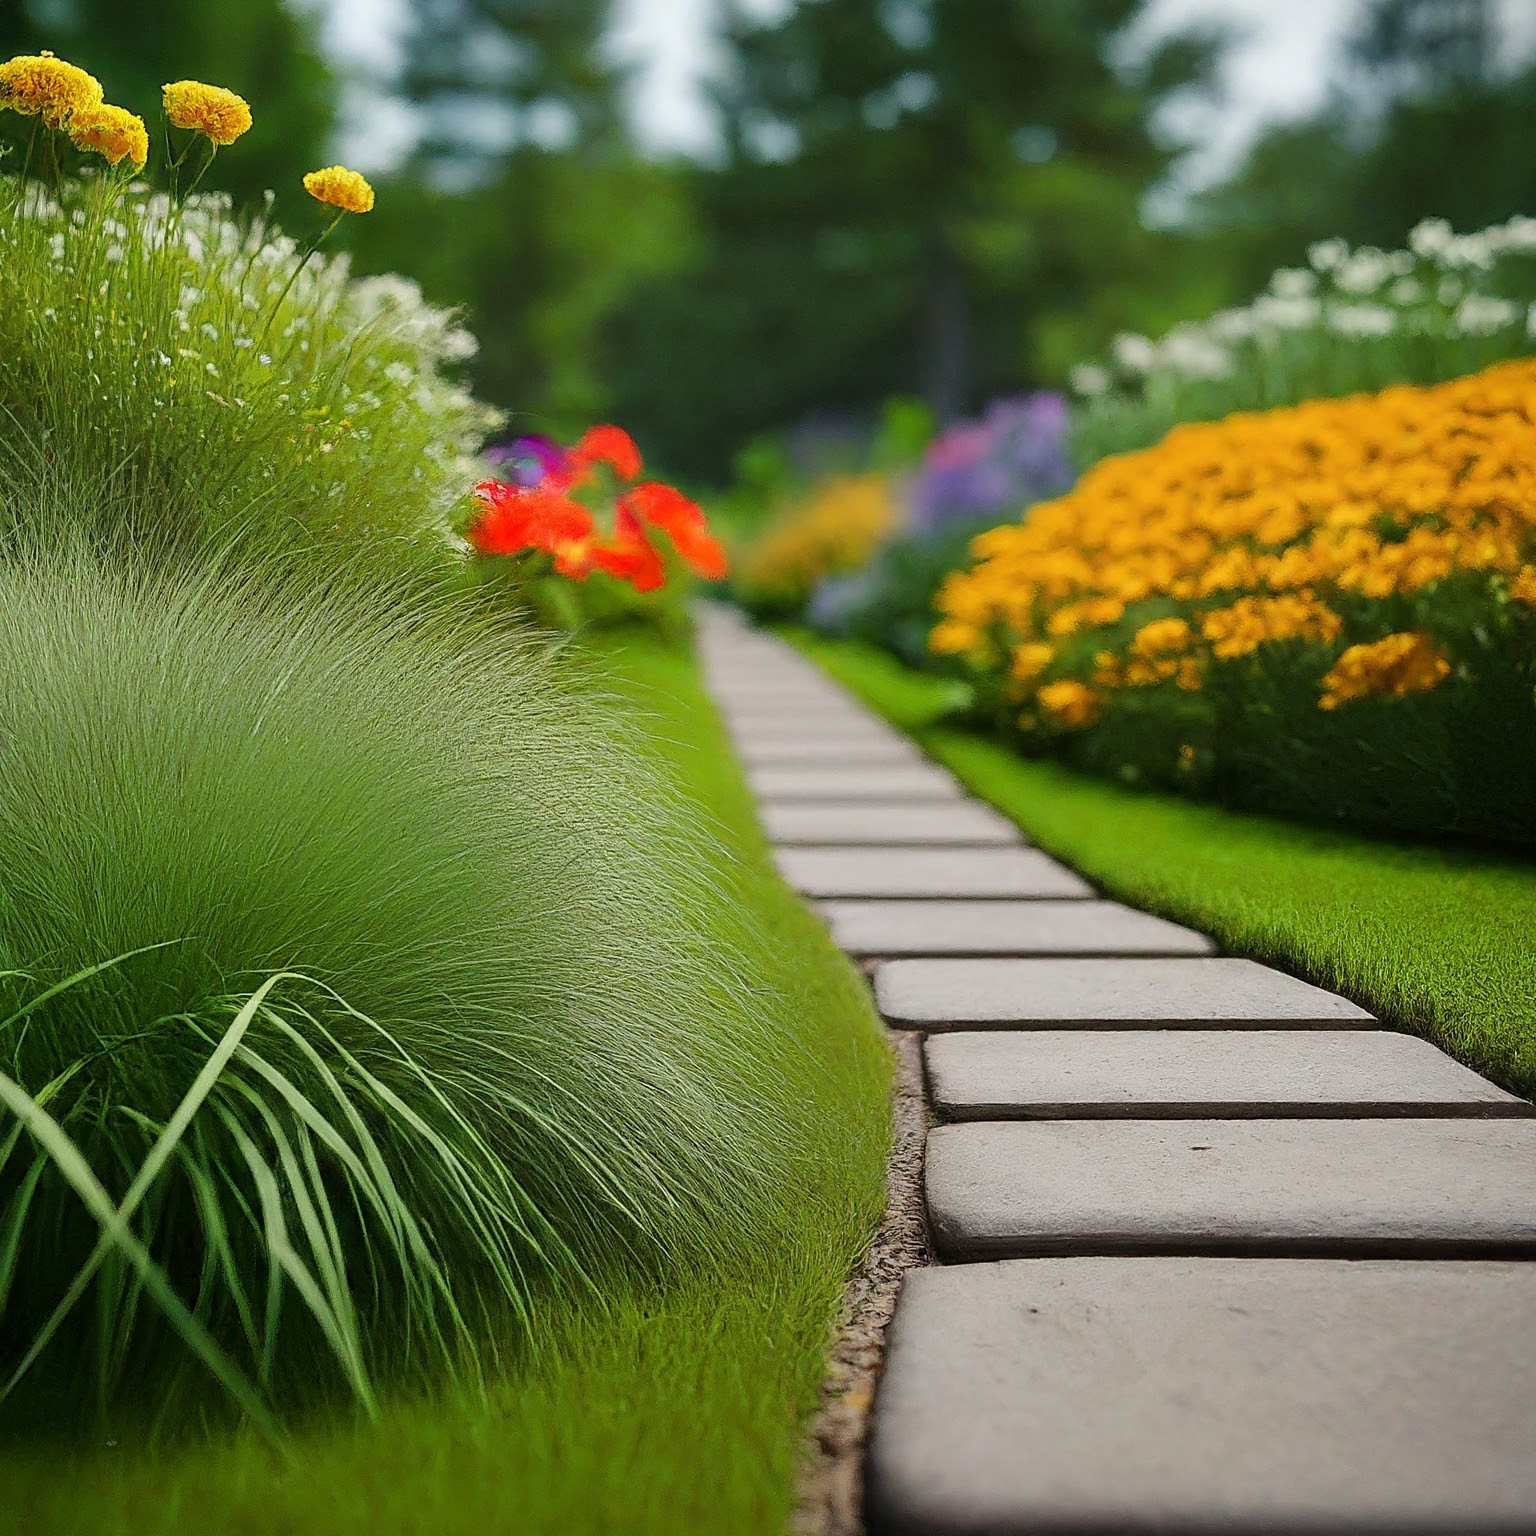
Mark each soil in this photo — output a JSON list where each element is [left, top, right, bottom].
[[791, 1029, 932, 1536]]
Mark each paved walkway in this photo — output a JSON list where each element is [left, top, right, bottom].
[[695, 607, 1536, 1536]]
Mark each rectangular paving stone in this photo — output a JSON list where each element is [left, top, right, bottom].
[[924, 1117, 1536, 1259], [725, 713, 890, 741], [765, 803, 1022, 847], [711, 681, 853, 705], [824, 898, 1210, 957], [875, 956, 1374, 1029], [747, 764, 963, 801], [867, 1257, 1536, 1536], [925, 1029, 1530, 1120], [775, 846, 1092, 900], [728, 718, 902, 745], [732, 736, 926, 767]]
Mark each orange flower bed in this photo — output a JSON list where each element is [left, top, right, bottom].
[[931, 359, 1536, 841]]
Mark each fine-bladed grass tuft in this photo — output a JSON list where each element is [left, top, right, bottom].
[[0, 546, 793, 1430]]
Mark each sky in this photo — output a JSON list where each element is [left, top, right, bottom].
[[321, 0, 1536, 186]]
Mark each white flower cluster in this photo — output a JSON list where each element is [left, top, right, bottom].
[[3, 178, 501, 532], [1074, 213, 1536, 403]]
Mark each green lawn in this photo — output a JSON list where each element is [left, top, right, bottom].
[[4, 628, 892, 1536], [787, 629, 1536, 1101]]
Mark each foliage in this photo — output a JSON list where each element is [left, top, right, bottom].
[[0, 167, 494, 567], [601, 0, 1226, 478], [1069, 214, 1536, 465], [933, 357, 1536, 843], [353, 150, 697, 434], [732, 471, 898, 619], [2, 629, 893, 1535], [1192, 0, 1536, 305], [0, 548, 827, 1426], [789, 627, 1536, 1100]]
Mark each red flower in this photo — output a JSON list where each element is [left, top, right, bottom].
[[623, 482, 729, 580], [570, 424, 643, 484], [469, 480, 595, 561], [592, 502, 666, 592]]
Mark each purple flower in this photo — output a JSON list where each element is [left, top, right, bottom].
[[485, 433, 571, 488], [908, 392, 1073, 534]]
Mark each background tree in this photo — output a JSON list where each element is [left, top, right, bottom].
[[599, 0, 1226, 478], [350, 0, 694, 432], [1193, 0, 1536, 293]]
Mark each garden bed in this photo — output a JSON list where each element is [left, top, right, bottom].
[[787, 630, 1536, 1101]]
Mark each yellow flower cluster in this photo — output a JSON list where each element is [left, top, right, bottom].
[[737, 473, 898, 608], [1319, 632, 1450, 711], [163, 80, 252, 146], [0, 50, 100, 127], [1, 51, 372, 221], [303, 165, 376, 215], [1200, 593, 1343, 659], [935, 357, 1536, 718], [67, 103, 148, 171]]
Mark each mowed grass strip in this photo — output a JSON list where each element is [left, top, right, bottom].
[[3, 628, 892, 1536], [786, 630, 1536, 1100]]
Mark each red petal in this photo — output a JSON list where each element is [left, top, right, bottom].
[[572, 424, 644, 483], [622, 484, 727, 579]]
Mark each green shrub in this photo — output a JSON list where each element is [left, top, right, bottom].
[[0, 546, 789, 1430]]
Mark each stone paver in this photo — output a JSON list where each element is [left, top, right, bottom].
[[748, 764, 962, 801], [823, 897, 1210, 956], [925, 1029, 1530, 1119], [775, 846, 1092, 900], [875, 956, 1374, 1029], [732, 736, 927, 767], [924, 1117, 1536, 1259], [765, 803, 1021, 847], [867, 1257, 1536, 1535]]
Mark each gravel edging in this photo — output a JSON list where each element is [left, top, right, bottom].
[[791, 1030, 931, 1536]]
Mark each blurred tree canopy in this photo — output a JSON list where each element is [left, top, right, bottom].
[[599, 0, 1228, 477], [1193, 0, 1536, 294], [348, 0, 695, 430], [0, 0, 332, 203]]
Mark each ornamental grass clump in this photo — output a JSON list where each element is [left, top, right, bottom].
[[0, 49, 491, 569], [0, 546, 788, 1430], [934, 357, 1536, 844]]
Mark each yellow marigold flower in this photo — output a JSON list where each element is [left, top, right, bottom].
[[162, 79, 252, 145], [303, 165, 375, 215], [930, 619, 979, 657], [1318, 632, 1450, 712], [1130, 616, 1192, 658], [68, 103, 148, 171], [1508, 566, 1536, 607], [0, 50, 102, 128], [1037, 680, 1101, 729], [1009, 642, 1054, 686]]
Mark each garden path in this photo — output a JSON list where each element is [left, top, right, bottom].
[[696, 604, 1536, 1536]]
